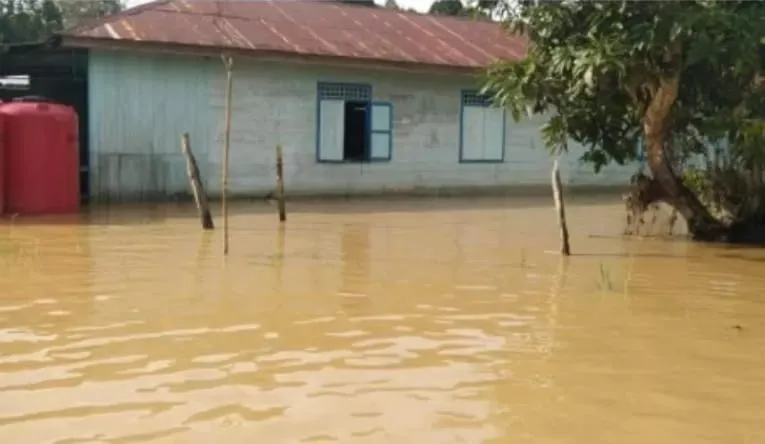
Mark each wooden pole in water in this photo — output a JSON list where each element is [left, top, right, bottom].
[[275, 144, 287, 222], [181, 133, 214, 230], [221, 54, 233, 255], [552, 159, 571, 256]]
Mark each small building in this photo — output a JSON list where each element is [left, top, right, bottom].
[[4, 0, 635, 203]]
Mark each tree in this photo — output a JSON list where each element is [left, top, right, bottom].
[[0, 0, 63, 44], [336, 0, 377, 6], [483, 1, 765, 243], [58, 0, 123, 29], [428, 0, 493, 19], [384, 0, 400, 10], [0, 0, 122, 44], [429, 0, 465, 16]]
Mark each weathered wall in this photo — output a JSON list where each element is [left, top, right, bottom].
[[88, 50, 636, 202], [88, 51, 216, 202]]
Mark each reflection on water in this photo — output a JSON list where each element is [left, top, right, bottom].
[[1, 196, 764, 443]]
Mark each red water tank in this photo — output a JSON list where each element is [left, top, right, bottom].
[[0, 99, 79, 215]]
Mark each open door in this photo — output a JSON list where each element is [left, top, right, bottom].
[[318, 99, 345, 162], [370, 101, 392, 161], [461, 106, 485, 161], [482, 107, 504, 161]]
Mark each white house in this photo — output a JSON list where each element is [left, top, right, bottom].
[[50, 0, 635, 203]]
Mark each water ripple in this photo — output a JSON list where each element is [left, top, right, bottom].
[[1, 199, 765, 443]]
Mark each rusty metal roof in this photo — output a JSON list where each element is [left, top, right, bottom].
[[64, 0, 526, 69]]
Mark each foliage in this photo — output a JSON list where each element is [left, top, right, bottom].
[[428, 0, 493, 19], [680, 121, 765, 223], [483, 1, 765, 174], [0, 0, 62, 44], [479, 0, 765, 241], [0, 0, 122, 44], [429, 0, 464, 16], [384, 0, 400, 9], [336, 0, 377, 6], [58, 0, 122, 29]]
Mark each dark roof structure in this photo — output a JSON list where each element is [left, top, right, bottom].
[[62, 0, 527, 70]]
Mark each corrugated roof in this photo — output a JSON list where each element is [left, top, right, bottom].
[[63, 0, 527, 69]]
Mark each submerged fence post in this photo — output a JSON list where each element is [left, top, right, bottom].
[[275, 144, 286, 222], [221, 54, 234, 255], [552, 159, 571, 256], [181, 133, 214, 230]]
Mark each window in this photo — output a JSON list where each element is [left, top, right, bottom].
[[316, 82, 392, 163], [459, 90, 505, 163]]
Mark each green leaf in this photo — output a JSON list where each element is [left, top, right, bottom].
[[482, 0, 765, 175]]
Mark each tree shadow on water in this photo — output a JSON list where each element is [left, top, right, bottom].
[[0, 204, 194, 227], [573, 252, 686, 259], [0, 191, 626, 227], [714, 252, 765, 263]]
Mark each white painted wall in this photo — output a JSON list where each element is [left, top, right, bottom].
[[89, 51, 636, 202], [89, 52, 216, 202], [211, 59, 636, 196]]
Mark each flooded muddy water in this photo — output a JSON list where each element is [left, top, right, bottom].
[[1, 196, 764, 443]]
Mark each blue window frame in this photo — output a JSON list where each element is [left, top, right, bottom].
[[459, 90, 506, 163], [315, 82, 393, 163], [370, 101, 393, 161]]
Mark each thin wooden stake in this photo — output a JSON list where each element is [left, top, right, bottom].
[[181, 133, 214, 230], [276, 224, 286, 291], [552, 159, 571, 256], [275, 144, 287, 222], [221, 54, 233, 255]]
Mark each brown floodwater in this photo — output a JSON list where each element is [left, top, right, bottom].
[[1, 196, 764, 443]]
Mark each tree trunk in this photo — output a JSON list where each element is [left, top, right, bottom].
[[642, 74, 727, 241]]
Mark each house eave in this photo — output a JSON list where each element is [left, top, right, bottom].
[[59, 35, 489, 77]]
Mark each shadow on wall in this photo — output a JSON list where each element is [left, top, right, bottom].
[[93, 152, 190, 204]]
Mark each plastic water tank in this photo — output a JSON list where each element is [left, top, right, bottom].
[[0, 97, 80, 215]]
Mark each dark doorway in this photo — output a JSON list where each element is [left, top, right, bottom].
[[1, 44, 90, 203], [31, 75, 89, 203], [343, 100, 369, 162]]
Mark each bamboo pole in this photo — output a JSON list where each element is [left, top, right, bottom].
[[181, 133, 214, 230], [552, 159, 571, 256], [221, 54, 233, 255], [275, 144, 287, 222]]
